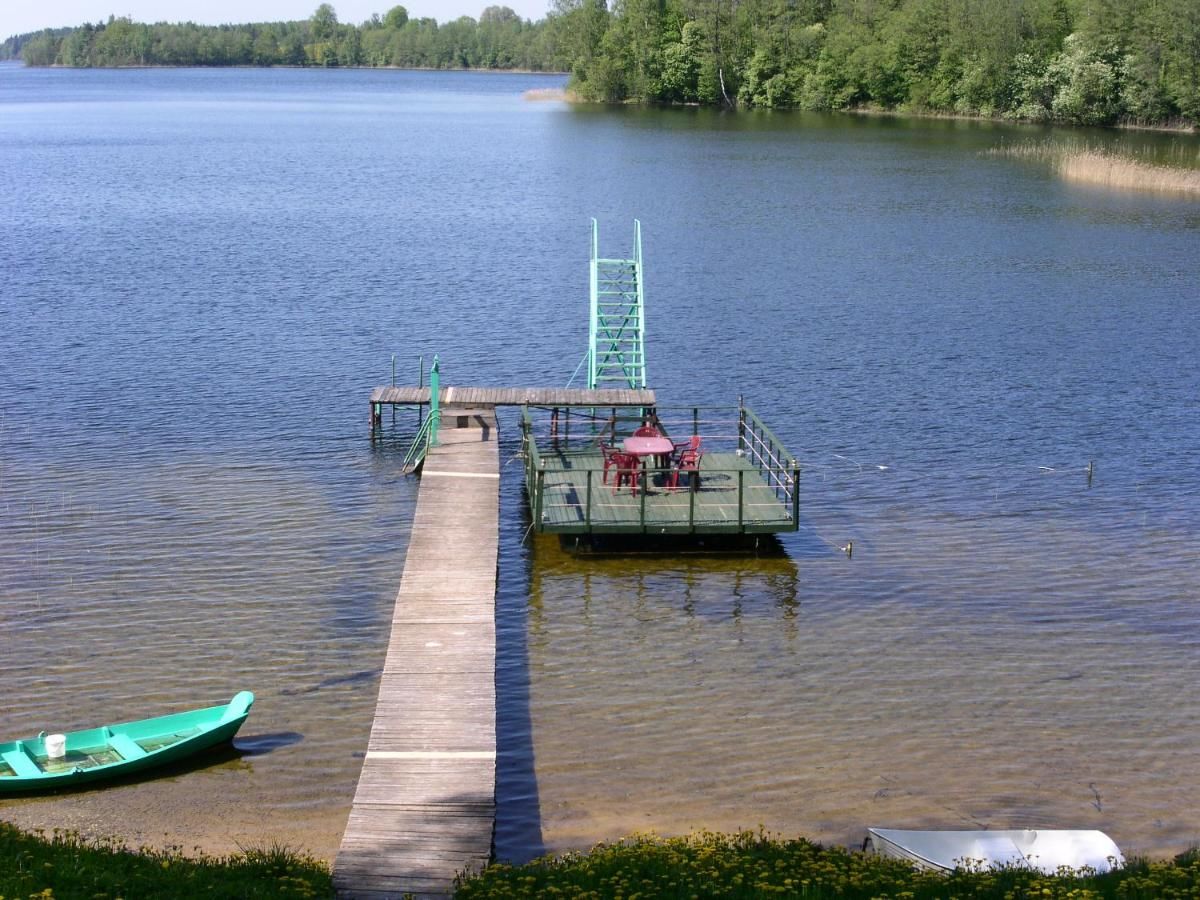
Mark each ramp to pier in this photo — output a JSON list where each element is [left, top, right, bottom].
[[335, 407, 499, 899]]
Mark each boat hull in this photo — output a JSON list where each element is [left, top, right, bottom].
[[865, 827, 1124, 874], [0, 691, 254, 793]]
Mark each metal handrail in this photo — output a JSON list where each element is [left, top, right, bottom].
[[401, 412, 435, 474]]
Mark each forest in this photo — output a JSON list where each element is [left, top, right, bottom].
[[4, 0, 1198, 125], [551, 0, 1200, 124], [2, 5, 568, 71]]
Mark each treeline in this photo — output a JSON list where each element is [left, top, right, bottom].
[[6, 0, 1198, 125], [554, 0, 1200, 124], [3, 4, 569, 70]]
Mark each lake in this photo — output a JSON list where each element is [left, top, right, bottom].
[[1, 62, 1198, 864]]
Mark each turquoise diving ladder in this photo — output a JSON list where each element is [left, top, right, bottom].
[[587, 219, 646, 390]]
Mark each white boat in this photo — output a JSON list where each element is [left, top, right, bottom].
[[864, 828, 1124, 874]]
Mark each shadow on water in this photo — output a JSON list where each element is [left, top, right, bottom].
[[234, 731, 305, 756], [279, 669, 382, 696], [494, 462, 546, 864], [494, 425, 804, 862], [527, 532, 802, 624]]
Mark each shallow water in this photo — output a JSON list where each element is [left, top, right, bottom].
[[1, 63, 1199, 862]]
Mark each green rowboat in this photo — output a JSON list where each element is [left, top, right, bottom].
[[0, 691, 254, 792]]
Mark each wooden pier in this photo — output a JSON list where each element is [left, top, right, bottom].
[[335, 407, 500, 900], [369, 385, 656, 428]]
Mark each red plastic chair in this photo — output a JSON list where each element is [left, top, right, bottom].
[[599, 441, 621, 484], [632, 423, 661, 438], [671, 434, 701, 461], [670, 443, 702, 490], [612, 453, 640, 495]]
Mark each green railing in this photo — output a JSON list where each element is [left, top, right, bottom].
[[398, 355, 440, 473], [738, 400, 801, 525], [401, 410, 435, 473]]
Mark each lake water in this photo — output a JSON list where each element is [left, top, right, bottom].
[[2, 63, 1199, 864]]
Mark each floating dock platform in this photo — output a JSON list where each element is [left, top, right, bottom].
[[521, 403, 799, 536]]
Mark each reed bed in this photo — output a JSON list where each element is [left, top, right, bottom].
[[523, 88, 570, 102], [989, 140, 1200, 197], [1058, 150, 1200, 195]]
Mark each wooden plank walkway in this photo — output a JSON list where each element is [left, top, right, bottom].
[[335, 408, 500, 900], [370, 385, 656, 407]]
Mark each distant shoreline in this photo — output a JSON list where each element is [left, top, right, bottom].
[[7, 61, 1198, 136], [13, 62, 568, 76]]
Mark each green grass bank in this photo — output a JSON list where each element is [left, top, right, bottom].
[[456, 831, 1200, 900], [5, 823, 1200, 899], [0, 822, 331, 899]]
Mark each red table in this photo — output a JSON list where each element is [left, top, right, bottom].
[[623, 436, 675, 475]]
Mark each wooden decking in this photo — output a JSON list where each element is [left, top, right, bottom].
[[335, 408, 500, 900], [369, 385, 656, 407], [531, 449, 797, 534]]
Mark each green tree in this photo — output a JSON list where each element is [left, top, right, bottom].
[[384, 5, 409, 29], [310, 3, 338, 41]]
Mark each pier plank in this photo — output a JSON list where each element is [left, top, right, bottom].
[[336, 408, 500, 900], [370, 385, 655, 410]]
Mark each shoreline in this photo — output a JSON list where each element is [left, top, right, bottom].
[[9, 60, 569, 76], [7, 58, 1196, 133], [839, 103, 1199, 135], [5, 60, 1196, 133]]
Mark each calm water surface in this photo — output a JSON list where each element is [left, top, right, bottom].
[[1, 63, 1199, 862]]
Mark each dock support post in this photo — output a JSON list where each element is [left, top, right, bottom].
[[738, 469, 744, 530], [640, 467, 647, 530], [737, 395, 746, 450], [535, 462, 545, 525], [791, 461, 800, 524], [585, 469, 593, 528], [689, 477, 696, 530]]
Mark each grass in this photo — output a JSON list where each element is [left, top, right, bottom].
[[989, 140, 1200, 197], [6, 821, 1200, 899], [0, 821, 333, 899], [455, 830, 1200, 899]]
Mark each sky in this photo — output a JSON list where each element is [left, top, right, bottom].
[[3, 0, 554, 39]]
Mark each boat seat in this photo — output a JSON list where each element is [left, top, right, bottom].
[[2, 747, 42, 778], [108, 733, 148, 761]]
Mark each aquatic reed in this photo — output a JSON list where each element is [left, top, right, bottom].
[[523, 88, 570, 102], [1057, 150, 1200, 195], [989, 140, 1200, 197]]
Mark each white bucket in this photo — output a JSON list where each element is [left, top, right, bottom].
[[45, 734, 66, 759]]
